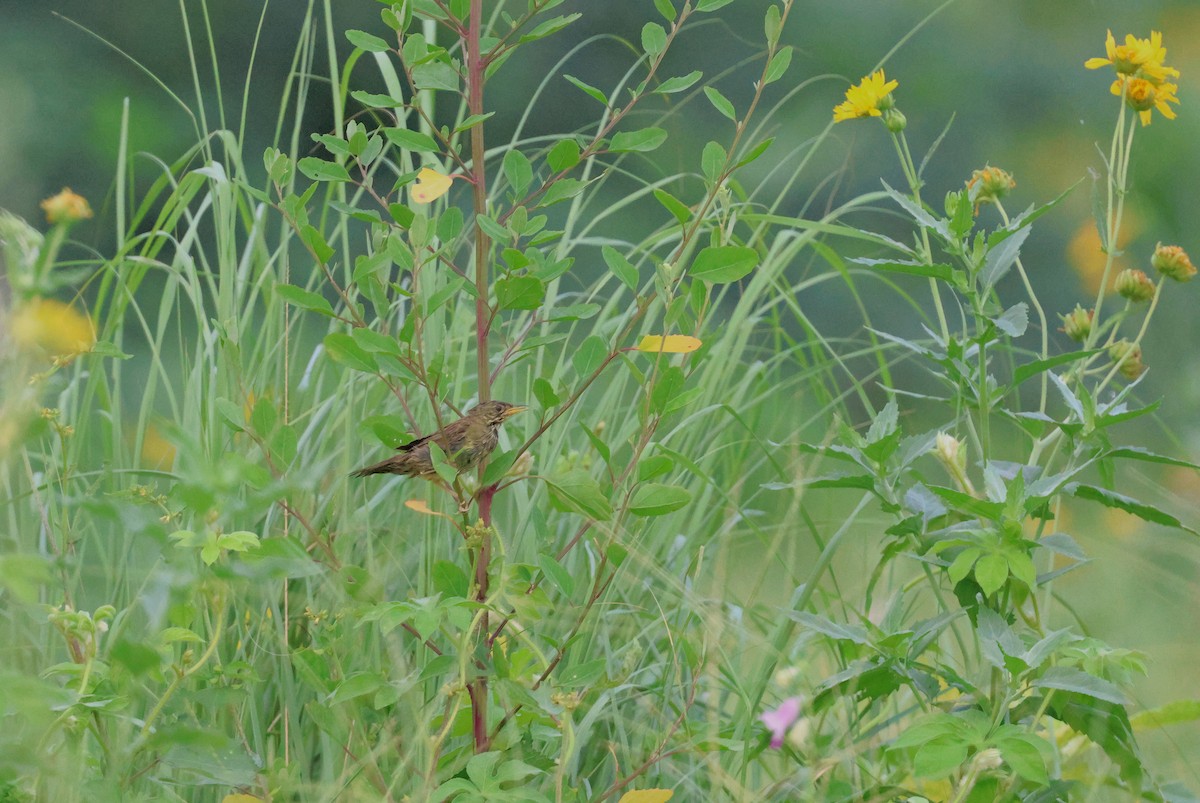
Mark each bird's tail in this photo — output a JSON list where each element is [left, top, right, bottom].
[[349, 460, 392, 478]]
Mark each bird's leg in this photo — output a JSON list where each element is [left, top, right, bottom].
[[452, 476, 471, 514]]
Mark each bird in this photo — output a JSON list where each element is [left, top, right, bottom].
[[350, 400, 526, 479]]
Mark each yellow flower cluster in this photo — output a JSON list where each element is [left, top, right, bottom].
[[10, 298, 95, 357], [1086, 31, 1180, 126], [39, 188, 93, 224]]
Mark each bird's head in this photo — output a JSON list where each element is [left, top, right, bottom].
[[469, 400, 527, 427]]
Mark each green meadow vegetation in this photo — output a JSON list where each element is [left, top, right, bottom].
[[1, 1, 1198, 800]]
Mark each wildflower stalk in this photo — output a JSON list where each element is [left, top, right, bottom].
[[890, 131, 951, 345]]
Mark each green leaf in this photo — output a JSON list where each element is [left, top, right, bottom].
[[1041, 692, 1145, 786], [1011, 349, 1098, 387], [537, 554, 575, 597], [641, 22, 667, 56], [571, 335, 607, 377], [1068, 483, 1197, 534], [300, 224, 334, 263], [980, 226, 1031, 291], [547, 470, 613, 520], [502, 148, 533, 197], [452, 112, 495, 134], [547, 138, 581, 171], [495, 275, 545, 310], [532, 377, 560, 408], [701, 141, 725, 184], [650, 366, 685, 414], [324, 333, 378, 373], [697, 0, 736, 11], [329, 672, 384, 704], [653, 0, 677, 21], [609, 127, 668, 153], [563, 74, 608, 105], [850, 257, 959, 283], [1130, 699, 1200, 730], [345, 29, 391, 52], [994, 733, 1049, 784], [763, 45, 792, 84], [973, 552, 1009, 597], [629, 483, 691, 516], [653, 189, 691, 224], [431, 560, 468, 598], [541, 178, 588, 207], [913, 737, 969, 778], [689, 245, 758, 283], [519, 13, 581, 43], [1034, 667, 1126, 705], [763, 4, 782, 46], [655, 70, 702, 94], [601, 245, 638, 290], [297, 157, 350, 182], [704, 86, 736, 121], [413, 61, 461, 92], [383, 127, 439, 153]]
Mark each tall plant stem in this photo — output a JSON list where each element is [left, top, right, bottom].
[[466, 0, 492, 754]]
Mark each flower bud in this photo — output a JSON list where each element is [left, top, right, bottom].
[[883, 107, 906, 132], [40, 188, 93, 224], [1058, 304, 1093, 342], [1151, 243, 1196, 282], [1108, 339, 1145, 380], [1115, 268, 1156, 301], [933, 433, 967, 476], [966, 166, 1015, 209]]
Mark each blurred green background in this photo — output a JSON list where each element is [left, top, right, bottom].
[[3, 0, 1199, 787]]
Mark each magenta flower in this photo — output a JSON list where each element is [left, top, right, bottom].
[[760, 696, 802, 748]]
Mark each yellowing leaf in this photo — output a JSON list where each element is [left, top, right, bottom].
[[636, 335, 701, 354], [410, 168, 454, 204], [222, 796, 263, 803], [619, 791, 674, 803], [404, 499, 444, 517]]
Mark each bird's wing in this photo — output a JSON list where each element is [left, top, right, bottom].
[[395, 434, 433, 452]]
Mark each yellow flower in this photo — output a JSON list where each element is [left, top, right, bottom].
[[832, 70, 898, 122], [10, 298, 96, 356], [1151, 243, 1196, 282], [1112, 76, 1179, 125], [39, 188, 93, 224], [1085, 30, 1179, 85], [966, 165, 1016, 212], [409, 168, 455, 204]]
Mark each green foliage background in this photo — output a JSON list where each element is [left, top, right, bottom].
[[2, 0, 1199, 799]]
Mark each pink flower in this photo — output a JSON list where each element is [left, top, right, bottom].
[[760, 696, 802, 748]]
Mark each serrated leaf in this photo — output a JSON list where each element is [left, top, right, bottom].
[[993, 303, 1028, 337], [980, 225, 1031, 291], [1068, 483, 1197, 534], [1035, 667, 1126, 705], [850, 257, 958, 283]]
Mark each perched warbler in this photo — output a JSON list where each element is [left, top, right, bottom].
[[351, 400, 526, 479]]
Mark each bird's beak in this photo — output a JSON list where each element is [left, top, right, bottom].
[[502, 405, 528, 418]]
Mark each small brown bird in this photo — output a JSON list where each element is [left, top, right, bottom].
[[351, 400, 526, 479]]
